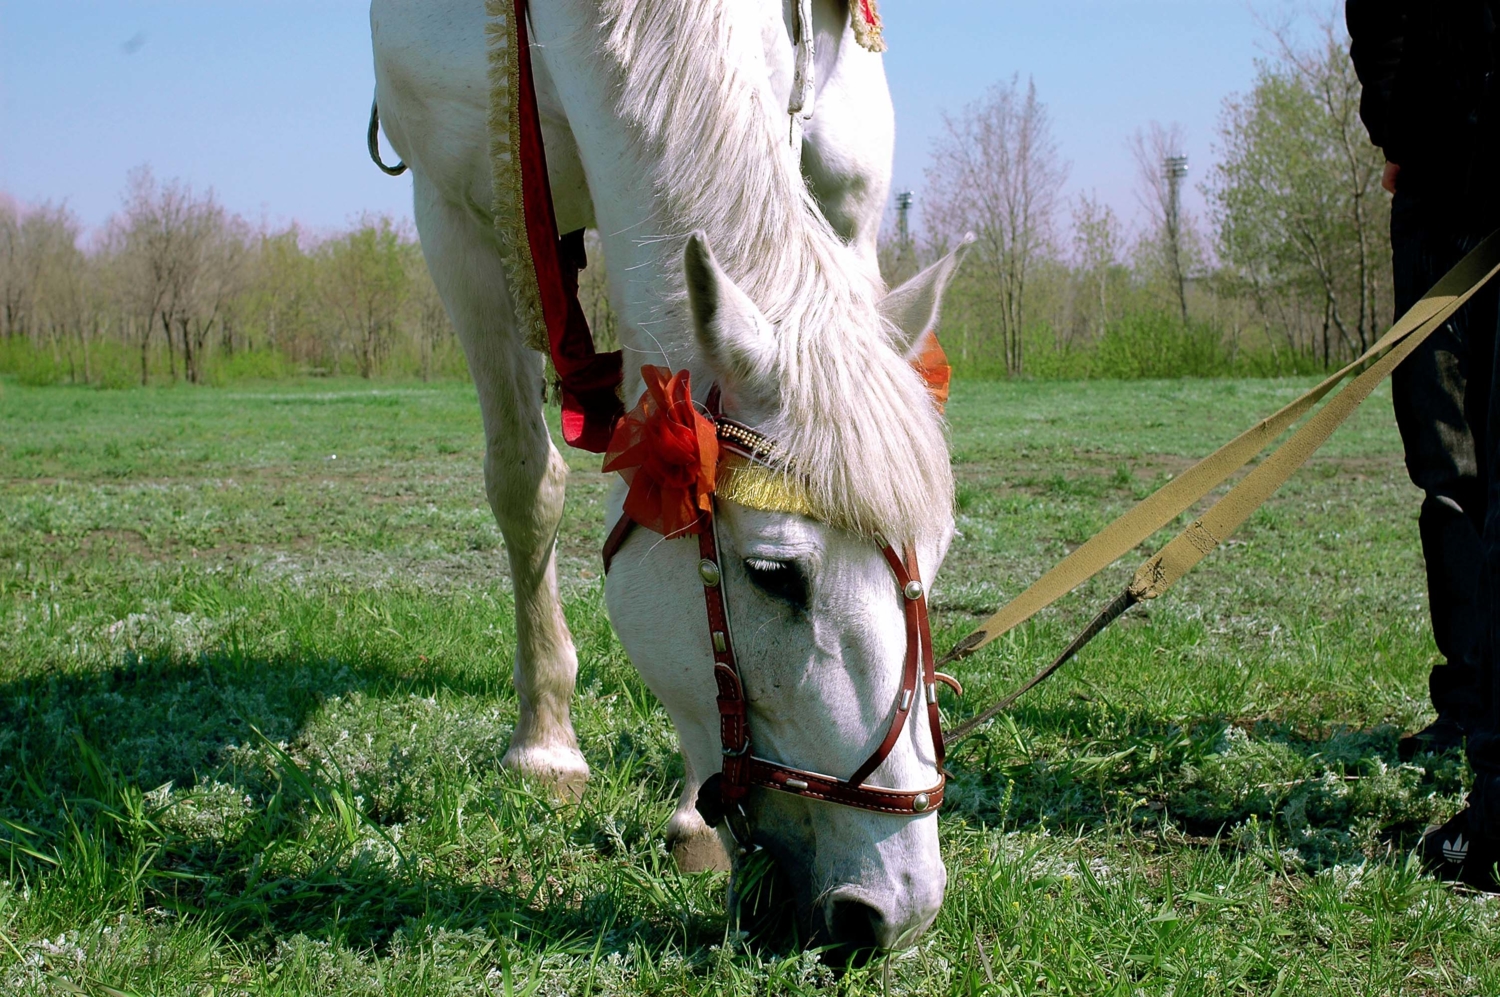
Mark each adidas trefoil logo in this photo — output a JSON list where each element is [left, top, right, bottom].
[[1444, 833, 1470, 864]]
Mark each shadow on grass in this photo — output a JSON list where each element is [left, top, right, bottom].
[[942, 704, 1466, 865], [0, 648, 725, 955]]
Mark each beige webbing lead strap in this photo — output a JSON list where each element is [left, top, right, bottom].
[[1126, 239, 1500, 601], [941, 231, 1500, 670]]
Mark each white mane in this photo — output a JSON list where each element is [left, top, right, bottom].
[[598, 0, 953, 543]]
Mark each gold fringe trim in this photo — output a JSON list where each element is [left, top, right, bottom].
[[485, 0, 548, 353], [717, 457, 855, 530], [850, 0, 886, 53]]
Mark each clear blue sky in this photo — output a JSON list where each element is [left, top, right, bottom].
[[0, 1, 1329, 241]]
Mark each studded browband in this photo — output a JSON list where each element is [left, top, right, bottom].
[[601, 406, 949, 838]]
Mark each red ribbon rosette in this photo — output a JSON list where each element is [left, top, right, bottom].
[[912, 330, 951, 414], [602, 366, 720, 537]]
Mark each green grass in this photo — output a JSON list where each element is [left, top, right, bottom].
[[0, 375, 1494, 995]]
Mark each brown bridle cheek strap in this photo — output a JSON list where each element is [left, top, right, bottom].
[[680, 505, 944, 829], [601, 400, 946, 833], [695, 516, 946, 822], [843, 544, 927, 787], [698, 512, 752, 807], [910, 547, 947, 771]]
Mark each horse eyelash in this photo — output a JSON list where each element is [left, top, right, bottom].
[[744, 557, 789, 574]]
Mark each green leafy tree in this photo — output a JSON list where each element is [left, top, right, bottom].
[[320, 215, 411, 379], [1208, 23, 1390, 365]]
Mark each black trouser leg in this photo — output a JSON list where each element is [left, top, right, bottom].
[[1391, 191, 1494, 726], [1421, 495, 1487, 721]]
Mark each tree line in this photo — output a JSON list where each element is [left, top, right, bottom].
[[0, 167, 465, 387], [4, 22, 1387, 387], [903, 21, 1390, 378]]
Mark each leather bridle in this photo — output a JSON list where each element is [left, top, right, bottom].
[[601, 403, 949, 847]]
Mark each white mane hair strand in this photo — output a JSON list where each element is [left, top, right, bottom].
[[597, 0, 954, 543]]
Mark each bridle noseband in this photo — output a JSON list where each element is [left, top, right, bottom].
[[602, 397, 948, 847]]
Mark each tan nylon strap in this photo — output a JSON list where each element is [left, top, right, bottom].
[[1126, 243, 1500, 601], [942, 231, 1500, 665]]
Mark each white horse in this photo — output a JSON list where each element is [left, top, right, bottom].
[[370, 0, 968, 950]]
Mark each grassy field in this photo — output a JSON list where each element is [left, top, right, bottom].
[[0, 375, 1494, 996]]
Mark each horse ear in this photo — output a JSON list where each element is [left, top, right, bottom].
[[879, 233, 976, 357], [684, 231, 777, 387]]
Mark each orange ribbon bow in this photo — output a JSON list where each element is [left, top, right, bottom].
[[602, 366, 720, 537], [912, 330, 951, 414]]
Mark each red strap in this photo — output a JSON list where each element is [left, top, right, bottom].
[[601, 516, 637, 574], [908, 547, 946, 770], [513, 1, 623, 452], [844, 544, 924, 787], [698, 512, 753, 802]]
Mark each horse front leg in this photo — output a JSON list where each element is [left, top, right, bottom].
[[413, 176, 589, 796], [666, 751, 731, 872], [490, 447, 588, 795]]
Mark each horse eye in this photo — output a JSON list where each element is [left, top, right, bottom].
[[742, 557, 809, 610]]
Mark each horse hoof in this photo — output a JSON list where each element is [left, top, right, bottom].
[[501, 741, 590, 802], [667, 811, 731, 872], [671, 828, 731, 872]]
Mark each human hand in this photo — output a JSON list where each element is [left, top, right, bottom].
[[1382, 161, 1400, 194]]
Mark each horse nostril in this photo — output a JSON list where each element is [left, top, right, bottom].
[[827, 898, 885, 954]]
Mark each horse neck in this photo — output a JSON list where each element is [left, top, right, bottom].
[[531, 0, 861, 402]]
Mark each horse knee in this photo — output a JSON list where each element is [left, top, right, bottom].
[[483, 437, 568, 534]]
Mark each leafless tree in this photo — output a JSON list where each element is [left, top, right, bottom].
[[110, 168, 248, 384], [0, 196, 27, 339], [925, 76, 1068, 375], [182, 212, 249, 382], [1071, 192, 1124, 342], [3, 170, 464, 385], [0, 199, 83, 344], [31, 212, 88, 370]]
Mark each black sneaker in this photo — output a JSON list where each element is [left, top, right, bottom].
[[1399, 715, 1466, 761], [1418, 809, 1500, 892]]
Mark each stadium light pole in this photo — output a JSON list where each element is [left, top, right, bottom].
[[1164, 155, 1188, 243], [1163, 155, 1190, 324], [896, 190, 914, 250]]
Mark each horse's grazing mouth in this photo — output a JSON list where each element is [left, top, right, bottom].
[[728, 845, 902, 963]]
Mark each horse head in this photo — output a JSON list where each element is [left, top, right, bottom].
[[605, 231, 971, 953]]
